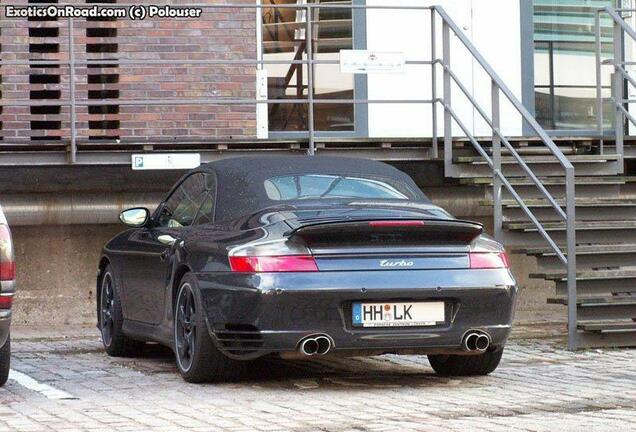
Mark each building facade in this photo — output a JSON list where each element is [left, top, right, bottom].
[[0, 0, 625, 149]]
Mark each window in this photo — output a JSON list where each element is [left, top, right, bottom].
[[533, 0, 615, 130], [158, 173, 211, 228], [194, 175, 217, 225], [264, 174, 416, 201], [261, 0, 354, 132]]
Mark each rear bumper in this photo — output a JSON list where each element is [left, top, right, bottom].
[[196, 269, 517, 359], [0, 280, 14, 347]]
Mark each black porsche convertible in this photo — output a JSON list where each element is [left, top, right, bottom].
[[97, 156, 517, 382]]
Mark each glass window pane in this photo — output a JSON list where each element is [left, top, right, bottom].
[[264, 174, 415, 201], [262, 0, 354, 132], [533, 0, 614, 130]]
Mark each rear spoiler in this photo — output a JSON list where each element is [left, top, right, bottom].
[[290, 218, 484, 246]]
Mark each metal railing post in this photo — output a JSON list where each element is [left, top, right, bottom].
[[67, 17, 77, 164], [305, 5, 315, 156], [492, 80, 502, 243], [431, 11, 438, 159], [442, 18, 454, 176], [595, 10, 604, 153], [614, 17, 625, 170], [565, 168, 577, 350]]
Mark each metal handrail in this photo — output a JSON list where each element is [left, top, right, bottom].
[[596, 6, 635, 165], [433, 6, 578, 349]]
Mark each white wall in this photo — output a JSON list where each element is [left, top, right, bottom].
[[366, 0, 523, 138]]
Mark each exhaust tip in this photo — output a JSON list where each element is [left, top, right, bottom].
[[315, 336, 332, 355], [463, 333, 480, 351], [298, 334, 333, 356], [462, 331, 491, 352], [475, 334, 490, 351], [300, 338, 319, 356]]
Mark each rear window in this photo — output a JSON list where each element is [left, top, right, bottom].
[[264, 174, 417, 201]]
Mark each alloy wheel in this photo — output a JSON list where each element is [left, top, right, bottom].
[[100, 273, 115, 347], [175, 283, 196, 372]]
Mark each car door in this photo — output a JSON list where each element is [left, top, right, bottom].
[[122, 172, 211, 324]]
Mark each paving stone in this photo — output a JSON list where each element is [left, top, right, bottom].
[[0, 327, 634, 431]]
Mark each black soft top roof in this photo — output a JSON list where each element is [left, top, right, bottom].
[[199, 156, 428, 221]]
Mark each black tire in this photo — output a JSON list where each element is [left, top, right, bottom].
[[174, 273, 245, 383], [0, 335, 10, 386], [99, 265, 143, 357], [428, 347, 504, 377]]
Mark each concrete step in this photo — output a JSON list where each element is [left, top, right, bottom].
[[547, 296, 636, 321], [462, 175, 634, 187], [578, 322, 636, 332], [517, 244, 636, 271], [454, 154, 621, 164], [532, 269, 636, 283], [503, 221, 636, 246], [574, 327, 636, 348], [453, 154, 620, 178], [484, 198, 636, 222], [555, 276, 636, 297], [466, 175, 635, 200], [535, 269, 636, 296]]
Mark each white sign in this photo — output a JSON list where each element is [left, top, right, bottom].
[[131, 153, 201, 170], [340, 50, 405, 74]]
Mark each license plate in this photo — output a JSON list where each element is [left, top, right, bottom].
[[352, 302, 445, 327]]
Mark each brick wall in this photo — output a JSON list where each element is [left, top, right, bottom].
[[0, 0, 258, 146]]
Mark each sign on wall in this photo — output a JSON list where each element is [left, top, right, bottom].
[[131, 153, 201, 170], [340, 50, 406, 74]]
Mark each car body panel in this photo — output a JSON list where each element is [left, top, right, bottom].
[[0, 205, 13, 348]]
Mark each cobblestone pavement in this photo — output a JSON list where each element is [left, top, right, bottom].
[[0, 325, 634, 432]]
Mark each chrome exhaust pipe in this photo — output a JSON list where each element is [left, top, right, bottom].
[[299, 335, 333, 356], [462, 333, 480, 352], [299, 338, 319, 356], [475, 334, 490, 352], [315, 336, 332, 356]]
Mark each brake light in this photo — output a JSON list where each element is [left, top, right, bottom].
[[229, 255, 318, 273], [369, 220, 426, 228], [469, 252, 510, 269], [0, 225, 15, 281], [0, 294, 13, 309]]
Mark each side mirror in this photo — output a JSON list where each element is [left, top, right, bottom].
[[119, 208, 150, 228]]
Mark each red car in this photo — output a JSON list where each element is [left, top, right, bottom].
[[0, 205, 15, 386]]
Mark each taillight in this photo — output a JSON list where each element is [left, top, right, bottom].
[[369, 220, 426, 228], [0, 294, 13, 309], [229, 255, 318, 273], [0, 225, 15, 281], [469, 252, 510, 269]]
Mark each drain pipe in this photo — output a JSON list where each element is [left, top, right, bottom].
[[0, 193, 162, 226]]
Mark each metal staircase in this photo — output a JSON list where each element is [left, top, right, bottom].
[[451, 5, 636, 349], [458, 150, 636, 348]]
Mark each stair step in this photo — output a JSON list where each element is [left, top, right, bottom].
[[505, 220, 636, 232], [518, 244, 636, 256], [454, 155, 620, 178], [453, 154, 620, 164], [574, 330, 636, 348], [531, 269, 636, 282], [578, 322, 636, 332], [548, 296, 636, 321], [547, 296, 636, 306], [483, 198, 636, 208], [461, 175, 636, 186]]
